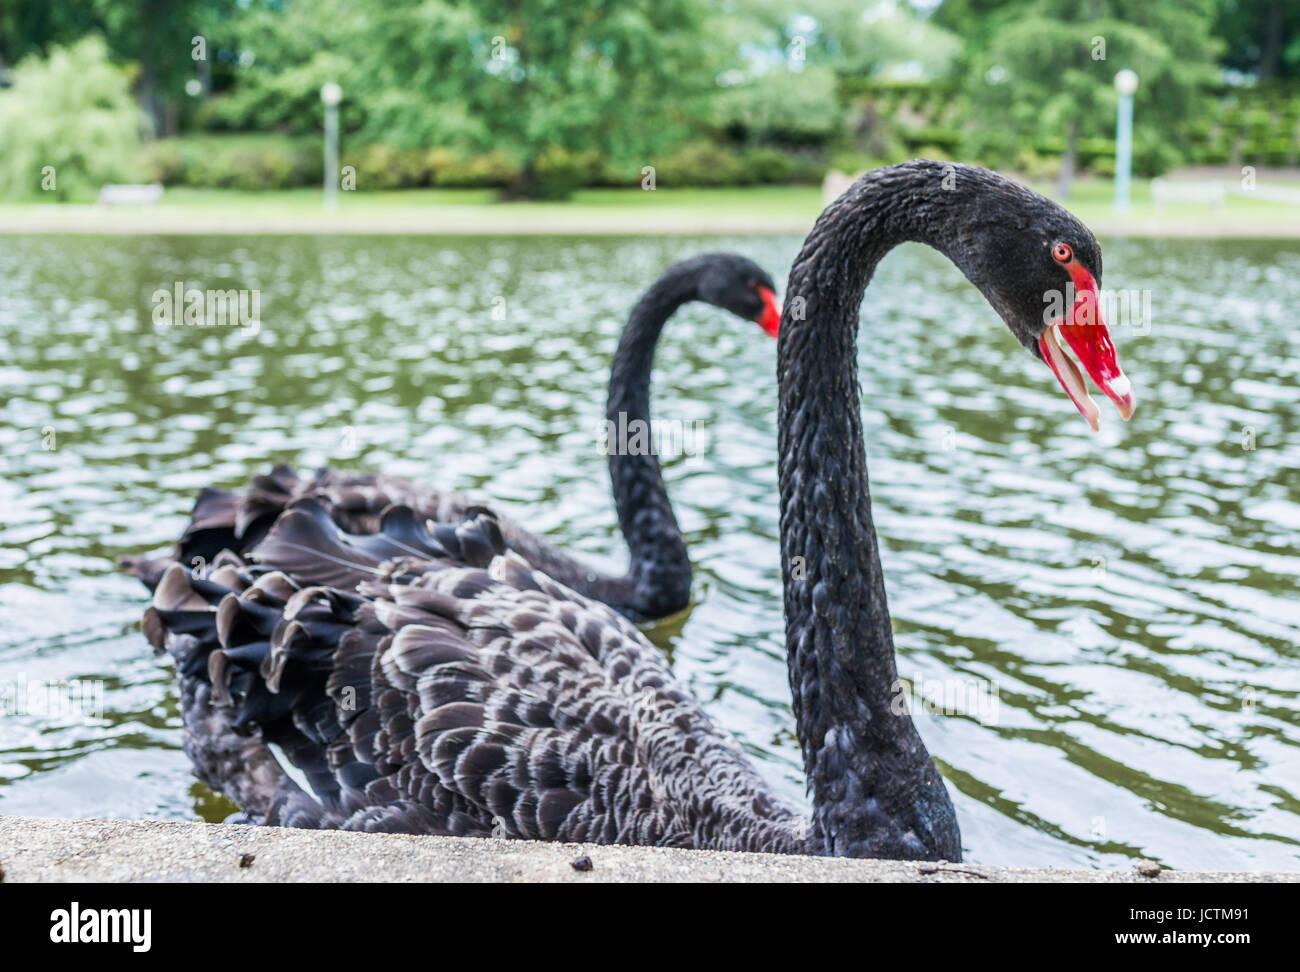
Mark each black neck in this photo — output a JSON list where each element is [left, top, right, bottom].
[[604, 263, 698, 619], [779, 160, 967, 859]]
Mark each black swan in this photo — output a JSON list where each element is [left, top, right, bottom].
[[128, 252, 782, 622], [133, 161, 1134, 860]]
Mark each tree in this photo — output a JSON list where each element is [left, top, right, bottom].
[[963, 0, 1221, 196], [1215, 0, 1300, 80], [0, 0, 237, 136], [90, 0, 235, 136], [0, 35, 146, 200], [0, 1, 98, 74], [453, 0, 723, 197], [178, 0, 726, 198]]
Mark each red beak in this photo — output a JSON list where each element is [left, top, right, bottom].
[[1038, 263, 1135, 431], [757, 286, 781, 338]]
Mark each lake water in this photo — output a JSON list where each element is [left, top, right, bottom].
[[1, 232, 1297, 869]]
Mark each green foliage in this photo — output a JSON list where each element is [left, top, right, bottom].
[[0, 1, 239, 134], [902, 127, 962, 154], [168, 0, 726, 198], [1214, 0, 1300, 80], [731, 0, 960, 79], [658, 141, 822, 186], [428, 149, 522, 189], [1188, 82, 1300, 167], [821, 1, 961, 79], [526, 146, 602, 200], [195, 51, 359, 136], [0, 36, 146, 201], [461, 0, 724, 196], [960, 1, 1221, 184], [658, 142, 748, 187], [139, 134, 322, 189], [7, 0, 1300, 197], [350, 144, 429, 190], [1132, 130, 1183, 176], [358, 92, 490, 152], [743, 146, 799, 183], [711, 66, 845, 145]]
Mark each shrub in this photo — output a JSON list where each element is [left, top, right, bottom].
[[903, 127, 961, 154], [1013, 149, 1059, 180], [142, 140, 187, 186], [351, 144, 428, 189], [0, 36, 147, 201], [526, 146, 598, 200], [584, 158, 641, 188], [659, 141, 747, 186], [1132, 134, 1181, 178], [139, 136, 321, 189], [960, 129, 1020, 171], [429, 149, 521, 188], [740, 146, 797, 184], [1077, 138, 1116, 171]]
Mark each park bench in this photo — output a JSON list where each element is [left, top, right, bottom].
[[1150, 179, 1225, 209], [97, 184, 164, 205]]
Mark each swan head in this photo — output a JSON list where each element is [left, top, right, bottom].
[[692, 253, 783, 338], [951, 168, 1136, 431]]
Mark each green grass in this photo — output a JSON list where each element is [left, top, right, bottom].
[[0, 184, 825, 233], [1034, 176, 1300, 232], [1, 177, 1297, 236]]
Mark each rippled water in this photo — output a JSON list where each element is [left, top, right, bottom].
[[1, 232, 1297, 869]]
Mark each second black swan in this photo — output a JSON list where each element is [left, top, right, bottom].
[[133, 161, 1135, 860], [129, 252, 782, 622]]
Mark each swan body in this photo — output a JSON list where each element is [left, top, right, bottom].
[[146, 504, 808, 849], [132, 162, 1135, 860]]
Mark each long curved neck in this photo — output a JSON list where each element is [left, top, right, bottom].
[[604, 264, 698, 619], [779, 161, 968, 859]]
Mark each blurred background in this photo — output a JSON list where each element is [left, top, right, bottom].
[[0, 0, 1297, 225]]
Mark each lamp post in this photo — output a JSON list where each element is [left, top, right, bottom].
[[321, 82, 342, 210], [1114, 68, 1138, 212]]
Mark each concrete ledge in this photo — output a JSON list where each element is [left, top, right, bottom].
[[2, 816, 1296, 883]]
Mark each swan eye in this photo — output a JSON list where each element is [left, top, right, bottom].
[[1052, 243, 1072, 263]]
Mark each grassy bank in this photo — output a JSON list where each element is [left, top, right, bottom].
[[0, 185, 823, 235], [1, 178, 1297, 236]]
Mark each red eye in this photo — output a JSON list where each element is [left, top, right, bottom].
[[1052, 243, 1072, 263]]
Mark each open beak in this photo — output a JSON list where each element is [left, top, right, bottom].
[[1038, 266, 1135, 431], [757, 286, 781, 338]]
